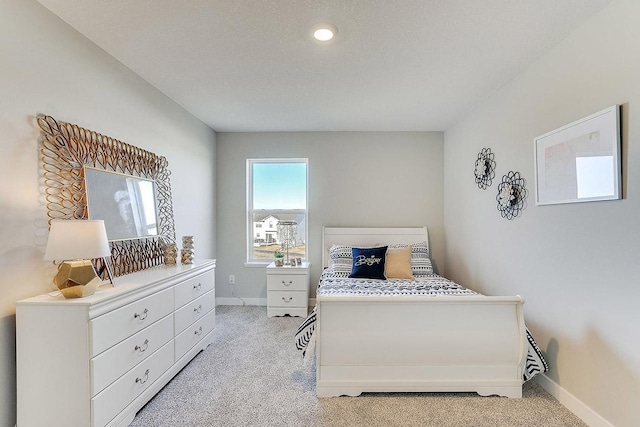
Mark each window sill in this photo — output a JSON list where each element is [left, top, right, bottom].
[[244, 261, 271, 268]]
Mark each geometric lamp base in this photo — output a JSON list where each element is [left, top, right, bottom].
[[58, 277, 102, 298], [53, 260, 102, 299]]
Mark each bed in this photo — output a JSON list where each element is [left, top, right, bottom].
[[296, 227, 547, 398]]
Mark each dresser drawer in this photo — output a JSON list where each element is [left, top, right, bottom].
[[91, 288, 174, 357], [174, 290, 215, 335], [267, 274, 308, 291], [175, 270, 215, 309], [92, 340, 174, 427], [175, 309, 216, 361], [91, 314, 174, 397], [267, 290, 307, 308]]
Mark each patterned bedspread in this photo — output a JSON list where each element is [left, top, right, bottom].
[[296, 271, 548, 382], [317, 272, 479, 297]]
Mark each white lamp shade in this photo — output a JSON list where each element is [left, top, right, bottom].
[[44, 220, 111, 261]]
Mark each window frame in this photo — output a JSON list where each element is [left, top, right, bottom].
[[246, 158, 309, 265]]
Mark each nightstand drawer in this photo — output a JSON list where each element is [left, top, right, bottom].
[[175, 309, 216, 361], [90, 314, 174, 397], [267, 290, 307, 307], [91, 287, 174, 357], [175, 270, 215, 309], [267, 274, 308, 291], [174, 290, 215, 334]]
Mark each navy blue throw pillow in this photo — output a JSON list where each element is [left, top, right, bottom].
[[349, 246, 388, 280]]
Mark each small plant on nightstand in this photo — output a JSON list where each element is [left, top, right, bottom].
[[274, 250, 284, 267]]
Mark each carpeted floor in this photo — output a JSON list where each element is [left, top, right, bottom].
[[129, 305, 586, 427]]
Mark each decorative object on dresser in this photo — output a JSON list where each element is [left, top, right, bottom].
[[16, 259, 216, 427], [37, 115, 177, 278], [534, 105, 621, 206], [266, 261, 310, 317], [43, 219, 113, 298], [163, 243, 178, 265], [181, 235, 195, 264], [474, 147, 496, 190], [496, 171, 528, 220]]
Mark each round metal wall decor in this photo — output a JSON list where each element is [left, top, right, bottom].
[[496, 171, 527, 220], [474, 148, 496, 190]]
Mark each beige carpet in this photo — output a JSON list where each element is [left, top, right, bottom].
[[129, 306, 586, 427]]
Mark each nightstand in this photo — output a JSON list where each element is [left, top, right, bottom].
[[266, 261, 310, 317]]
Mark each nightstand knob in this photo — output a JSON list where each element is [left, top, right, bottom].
[[194, 304, 203, 314], [282, 280, 293, 286], [282, 297, 293, 302], [194, 326, 203, 336], [193, 283, 202, 291]]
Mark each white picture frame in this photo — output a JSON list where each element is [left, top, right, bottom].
[[533, 105, 621, 206]]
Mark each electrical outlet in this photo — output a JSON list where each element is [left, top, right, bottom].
[[229, 274, 235, 285]]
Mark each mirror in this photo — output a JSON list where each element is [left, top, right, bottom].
[[38, 114, 176, 277], [534, 105, 621, 205], [85, 167, 159, 241]]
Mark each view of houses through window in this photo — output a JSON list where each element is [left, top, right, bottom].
[[247, 159, 308, 263]]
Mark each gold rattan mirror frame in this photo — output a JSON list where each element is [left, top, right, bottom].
[[37, 115, 176, 277]]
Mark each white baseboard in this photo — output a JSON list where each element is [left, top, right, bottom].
[[217, 298, 317, 308], [216, 297, 266, 306], [535, 374, 613, 427]]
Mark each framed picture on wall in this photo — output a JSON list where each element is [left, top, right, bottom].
[[533, 105, 621, 206]]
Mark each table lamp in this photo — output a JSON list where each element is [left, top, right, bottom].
[[277, 220, 297, 265], [44, 220, 113, 298]]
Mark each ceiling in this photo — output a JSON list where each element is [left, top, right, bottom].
[[36, 0, 612, 132]]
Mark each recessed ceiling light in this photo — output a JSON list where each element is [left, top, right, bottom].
[[312, 24, 337, 42]]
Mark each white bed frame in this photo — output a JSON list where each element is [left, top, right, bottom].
[[316, 227, 526, 398]]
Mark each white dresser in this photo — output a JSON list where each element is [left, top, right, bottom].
[[16, 259, 216, 427], [266, 262, 310, 317]]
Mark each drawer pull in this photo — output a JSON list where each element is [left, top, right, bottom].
[[134, 339, 149, 353], [282, 280, 293, 286], [194, 304, 203, 314], [282, 297, 293, 303], [135, 369, 150, 385], [193, 283, 202, 291], [194, 326, 203, 336], [134, 308, 149, 321]]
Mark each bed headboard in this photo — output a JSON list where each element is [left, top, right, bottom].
[[322, 226, 429, 268]]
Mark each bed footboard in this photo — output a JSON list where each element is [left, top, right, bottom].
[[316, 295, 526, 398]]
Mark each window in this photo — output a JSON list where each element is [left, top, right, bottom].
[[247, 159, 308, 263]]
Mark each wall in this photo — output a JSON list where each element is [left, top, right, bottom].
[[443, 1, 639, 425], [216, 131, 443, 303], [0, 1, 216, 426]]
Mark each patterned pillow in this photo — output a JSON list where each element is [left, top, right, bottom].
[[389, 242, 433, 276], [328, 245, 354, 274], [349, 246, 388, 280]]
